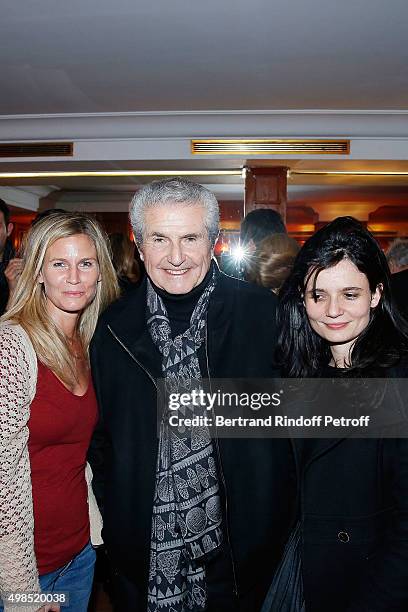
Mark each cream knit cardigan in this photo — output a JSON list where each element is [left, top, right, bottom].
[[0, 322, 102, 612]]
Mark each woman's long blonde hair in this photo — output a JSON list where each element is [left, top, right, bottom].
[[2, 212, 120, 385]]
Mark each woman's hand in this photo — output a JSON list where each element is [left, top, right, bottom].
[[37, 604, 60, 612]]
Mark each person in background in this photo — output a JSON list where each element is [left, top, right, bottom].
[[108, 232, 141, 294], [265, 216, 408, 612], [240, 208, 287, 281], [386, 237, 408, 274], [2, 208, 68, 313], [386, 237, 408, 319], [0, 213, 119, 612], [245, 233, 299, 294], [0, 199, 15, 315]]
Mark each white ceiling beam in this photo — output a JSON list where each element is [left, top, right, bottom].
[[1, 110, 408, 142], [0, 136, 408, 164], [0, 186, 54, 211]]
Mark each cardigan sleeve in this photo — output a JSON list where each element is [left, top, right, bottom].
[[0, 324, 41, 611]]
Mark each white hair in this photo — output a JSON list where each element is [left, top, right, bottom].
[[386, 238, 408, 268], [130, 178, 220, 246]]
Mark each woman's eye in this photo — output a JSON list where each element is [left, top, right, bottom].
[[52, 261, 66, 268], [80, 260, 93, 268], [310, 292, 325, 301], [344, 293, 358, 300]]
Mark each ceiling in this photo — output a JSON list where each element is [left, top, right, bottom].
[[1, 0, 408, 114], [0, 0, 408, 215]]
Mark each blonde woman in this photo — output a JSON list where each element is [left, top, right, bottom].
[[0, 213, 119, 612]]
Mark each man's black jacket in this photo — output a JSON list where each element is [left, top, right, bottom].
[[89, 272, 295, 600]]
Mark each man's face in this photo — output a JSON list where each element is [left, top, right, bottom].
[[138, 203, 213, 294], [0, 212, 13, 257]]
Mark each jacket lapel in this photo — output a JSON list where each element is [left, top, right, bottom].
[[296, 437, 345, 472], [205, 272, 236, 377], [107, 277, 162, 381]]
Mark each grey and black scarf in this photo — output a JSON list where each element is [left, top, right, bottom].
[[146, 269, 223, 612]]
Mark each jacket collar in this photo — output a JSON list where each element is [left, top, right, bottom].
[[107, 276, 162, 379], [106, 268, 235, 379]]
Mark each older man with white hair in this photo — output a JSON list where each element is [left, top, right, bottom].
[[89, 178, 294, 612]]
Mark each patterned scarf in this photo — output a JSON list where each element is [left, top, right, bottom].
[[146, 269, 223, 612]]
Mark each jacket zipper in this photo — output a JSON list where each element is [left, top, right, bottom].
[[205, 320, 239, 598], [108, 325, 159, 393], [109, 322, 239, 595]]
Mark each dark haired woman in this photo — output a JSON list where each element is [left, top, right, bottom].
[[264, 217, 408, 611]]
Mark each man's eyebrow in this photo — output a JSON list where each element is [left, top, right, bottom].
[[147, 231, 204, 239]]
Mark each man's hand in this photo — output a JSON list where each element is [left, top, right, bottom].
[[4, 257, 24, 292]]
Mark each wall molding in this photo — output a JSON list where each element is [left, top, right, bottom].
[[1, 110, 408, 141], [0, 186, 54, 211]]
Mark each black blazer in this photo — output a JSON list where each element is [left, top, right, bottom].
[[295, 369, 408, 611], [89, 272, 295, 602]]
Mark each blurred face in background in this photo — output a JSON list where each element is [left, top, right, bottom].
[[138, 203, 213, 294]]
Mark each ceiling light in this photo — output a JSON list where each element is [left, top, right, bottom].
[[291, 170, 408, 176], [192, 139, 350, 155]]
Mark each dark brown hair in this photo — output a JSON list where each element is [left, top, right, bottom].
[[109, 233, 140, 283]]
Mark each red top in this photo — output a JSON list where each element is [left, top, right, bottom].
[[28, 361, 98, 575]]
